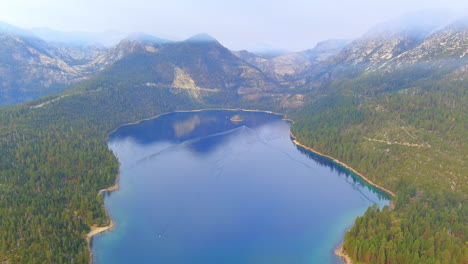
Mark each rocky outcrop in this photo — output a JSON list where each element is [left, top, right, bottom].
[[331, 13, 465, 73], [234, 39, 348, 88], [0, 34, 91, 104]]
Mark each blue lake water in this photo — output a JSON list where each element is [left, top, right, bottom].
[[93, 110, 390, 264]]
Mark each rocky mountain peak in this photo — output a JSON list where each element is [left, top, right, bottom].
[[391, 16, 468, 65], [333, 11, 457, 69], [302, 39, 350, 61]]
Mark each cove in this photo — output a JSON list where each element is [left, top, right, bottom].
[[92, 110, 390, 264]]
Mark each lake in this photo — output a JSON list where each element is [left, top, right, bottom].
[[92, 110, 390, 264]]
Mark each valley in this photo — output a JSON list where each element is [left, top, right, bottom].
[[0, 13, 466, 264]]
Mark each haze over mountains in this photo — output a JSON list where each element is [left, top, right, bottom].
[[0, 9, 467, 264], [0, 12, 466, 105]]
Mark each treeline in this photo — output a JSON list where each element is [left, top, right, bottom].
[[0, 80, 203, 263], [0, 49, 283, 263], [0, 52, 466, 264], [344, 187, 467, 264], [290, 77, 468, 263]]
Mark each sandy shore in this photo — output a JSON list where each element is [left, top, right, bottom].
[[86, 218, 114, 264], [87, 175, 120, 263], [86, 219, 114, 264], [98, 183, 119, 195], [87, 220, 115, 239], [335, 244, 353, 264]]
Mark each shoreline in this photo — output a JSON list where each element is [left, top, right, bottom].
[[96, 108, 393, 264], [93, 108, 289, 264], [289, 131, 394, 263], [97, 183, 119, 195], [290, 132, 396, 197], [335, 244, 353, 264], [86, 219, 115, 239], [86, 174, 120, 264], [107, 108, 293, 136], [86, 220, 115, 264]]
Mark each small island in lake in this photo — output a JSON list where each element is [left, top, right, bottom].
[[230, 114, 243, 122]]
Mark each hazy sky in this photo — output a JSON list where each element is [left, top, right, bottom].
[[0, 0, 466, 51]]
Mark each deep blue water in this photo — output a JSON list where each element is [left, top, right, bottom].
[[93, 110, 390, 264]]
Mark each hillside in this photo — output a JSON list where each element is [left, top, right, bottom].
[[0, 77, 205, 263], [234, 39, 348, 88], [88, 34, 291, 106], [0, 23, 108, 105], [289, 15, 468, 264]]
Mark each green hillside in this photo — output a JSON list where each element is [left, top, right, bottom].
[[0, 82, 204, 263], [0, 21, 467, 264], [291, 76, 468, 263]]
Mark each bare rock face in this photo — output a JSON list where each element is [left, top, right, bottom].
[[45, 43, 107, 66], [234, 39, 348, 88], [236, 39, 348, 77], [0, 29, 175, 104], [85, 34, 171, 71], [233, 13, 466, 93], [85, 34, 282, 104], [0, 34, 93, 104], [1, 13, 466, 106], [331, 12, 467, 73], [0, 21, 115, 104], [392, 17, 468, 65]]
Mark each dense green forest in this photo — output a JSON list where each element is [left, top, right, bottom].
[[0, 81, 205, 263], [0, 57, 467, 264], [291, 76, 468, 263]]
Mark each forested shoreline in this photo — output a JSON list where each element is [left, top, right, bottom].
[[0, 82, 204, 263], [290, 78, 467, 263], [0, 68, 467, 263]]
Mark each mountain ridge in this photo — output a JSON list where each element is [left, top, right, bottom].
[[0, 12, 466, 264], [1, 14, 466, 105]]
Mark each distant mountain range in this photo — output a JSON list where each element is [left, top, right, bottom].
[[0, 22, 111, 104], [0, 13, 466, 105], [0, 12, 466, 264], [236, 14, 467, 91]]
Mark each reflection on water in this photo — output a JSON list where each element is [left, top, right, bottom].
[[173, 115, 201, 138], [95, 110, 390, 264]]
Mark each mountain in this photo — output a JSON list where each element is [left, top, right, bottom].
[[388, 16, 468, 68], [300, 39, 351, 61], [84, 33, 172, 71], [234, 39, 349, 88], [333, 12, 451, 66], [45, 42, 108, 66], [0, 22, 112, 105], [185, 33, 218, 43], [235, 39, 349, 76], [275, 13, 467, 94], [0, 33, 80, 104], [0, 26, 285, 106], [87, 34, 284, 106], [0, 13, 466, 264], [290, 15, 467, 264], [233, 12, 465, 93], [0, 22, 108, 65]]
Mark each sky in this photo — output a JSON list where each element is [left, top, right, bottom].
[[0, 0, 467, 51]]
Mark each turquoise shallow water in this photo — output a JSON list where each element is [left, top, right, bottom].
[[93, 110, 390, 264]]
